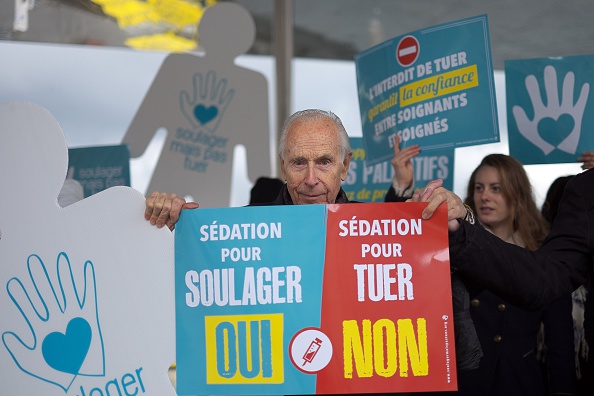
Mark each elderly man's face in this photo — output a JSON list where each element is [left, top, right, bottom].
[[280, 118, 351, 204]]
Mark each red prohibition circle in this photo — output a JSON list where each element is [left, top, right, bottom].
[[396, 35, 420, 67]]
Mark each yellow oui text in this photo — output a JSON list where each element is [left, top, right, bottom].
[[343, 318, 428, 379]]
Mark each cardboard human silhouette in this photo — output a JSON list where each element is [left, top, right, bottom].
[[122, 2, 271, 207], [0, 102, 176, 395]]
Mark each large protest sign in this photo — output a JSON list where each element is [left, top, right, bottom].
[[0, 102, 176, 395], [342, 137, 454, 202], [122, 2, 271, 207], [175, 203, 456, 394], [68, 145, 131, 197], [505, 55, 594, 164], [355, 14, 499, 165]]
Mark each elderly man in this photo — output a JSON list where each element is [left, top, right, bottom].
[[145, 109, 354, 227], [145, 108, 482, 371]]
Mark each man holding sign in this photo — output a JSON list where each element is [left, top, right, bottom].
[[145, 109, 481, 392]]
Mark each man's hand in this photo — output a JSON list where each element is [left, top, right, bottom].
[[391, 135, 421, 189], [407, 179, 467, 232], [578, 151, 594, 170], [145, 191, 199, 231]]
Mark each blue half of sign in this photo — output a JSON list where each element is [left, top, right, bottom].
[[175, 205, 328, 395]]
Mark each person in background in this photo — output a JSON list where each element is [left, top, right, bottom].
[[541, 176, 575, 225], [249, 176, 284, 205], [383, 135, 420, 202], [455, 154, 575, 396], [542, 173, 594, 396], [578, 151, 594, 170]]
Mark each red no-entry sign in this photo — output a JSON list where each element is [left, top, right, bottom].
[[396, 35, 420, 67]]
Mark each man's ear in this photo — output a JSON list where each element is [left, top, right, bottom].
[[341, 151, 353, 181]]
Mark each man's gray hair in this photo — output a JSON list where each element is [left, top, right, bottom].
[[278, 109, 351, 160]]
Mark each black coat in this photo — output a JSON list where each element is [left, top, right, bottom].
[[456, 290, 575, 395]]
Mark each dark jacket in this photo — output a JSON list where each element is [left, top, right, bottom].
[[450, 168, 594, 310], [456, 289, 576, 395]]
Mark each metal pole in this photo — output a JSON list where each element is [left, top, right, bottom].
[[274, 0, 293, 177]]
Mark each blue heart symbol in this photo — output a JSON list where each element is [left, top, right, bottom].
[[537, 113, 575, 147], [42, 317, 92, 375], [194, 104, 219, 125]]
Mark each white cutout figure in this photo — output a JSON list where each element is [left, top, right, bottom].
[[122, 2, 271, 207], [0, 102, 176, 395], [512, 65, 590, 155]]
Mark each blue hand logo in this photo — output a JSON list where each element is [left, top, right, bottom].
[[181, 70, 235, 133], [194, 104, 219, 125], [2, 252, 105, 392], [42, 317, 92, 375]]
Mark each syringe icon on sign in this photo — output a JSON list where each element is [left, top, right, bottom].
[[302, 337, 323, 366]]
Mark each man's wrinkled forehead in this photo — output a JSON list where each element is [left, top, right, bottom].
[[285, 130, 341, 161], [287, 119, 340, 148]]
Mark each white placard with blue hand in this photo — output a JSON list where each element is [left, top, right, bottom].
[[506, 55, 594, 164], [0, 102, 176, 396]]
